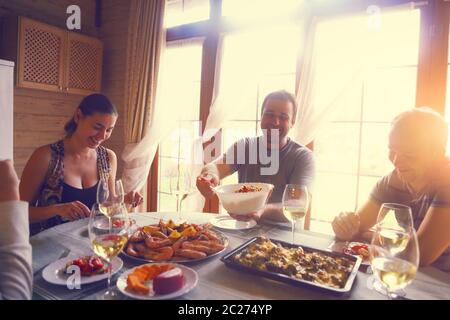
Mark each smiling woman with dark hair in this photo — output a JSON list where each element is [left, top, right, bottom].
[[19, 94, 143, 235]]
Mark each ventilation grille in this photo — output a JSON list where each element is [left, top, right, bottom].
[[68, 40, 100, 90], [23, 26, 61, 85]]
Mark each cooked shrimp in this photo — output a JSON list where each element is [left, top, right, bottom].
[[190, 240, 224, 248], [148, 231, 168, 239], [129, 229, 146, 243], [143, 246, 174, 261], [142, 225, 160, 233], [198, 230, 220, 242], [172, 236, 188, 252], [134, 243, 148, 253], [145, 236, 173, 249], [175, 248, 207, 259], [182, 242, 223, 255], [126, 243, 141, 257]]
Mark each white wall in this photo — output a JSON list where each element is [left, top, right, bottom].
[[0, 59, 14, 160]]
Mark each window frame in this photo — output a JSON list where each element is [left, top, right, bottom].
[[148, 0, 450, 218]]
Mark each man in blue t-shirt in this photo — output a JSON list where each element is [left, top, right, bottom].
[[196, 90, 315, 223]]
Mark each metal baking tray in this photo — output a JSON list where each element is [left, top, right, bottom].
[[220, 237, 362, 293]]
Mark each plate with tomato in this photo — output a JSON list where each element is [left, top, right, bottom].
[[328, 241, 371, 265], [41, 254, 123, 286]]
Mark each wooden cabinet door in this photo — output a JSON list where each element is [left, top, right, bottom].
[[66, 32, 103, 95], [17, 17, 65, 91]]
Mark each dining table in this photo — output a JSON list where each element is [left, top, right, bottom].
[[30, 211, 450, 300]]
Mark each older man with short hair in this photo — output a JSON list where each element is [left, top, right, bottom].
[[332, 107, 450, 270]]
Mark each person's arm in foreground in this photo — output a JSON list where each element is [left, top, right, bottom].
[[0, 160, 33, 300]]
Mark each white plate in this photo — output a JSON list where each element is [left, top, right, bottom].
[[211, 215, 257, 231], [121, 226, 229, 264], [93, 218, 136, 231], [42, 255, 123, 286], [117, 263, 198, 300], [328, 241, 371, 266]]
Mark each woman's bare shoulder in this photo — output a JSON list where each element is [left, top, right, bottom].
[[26, 144, 53, 169], [105, 148, 117, 162], [20, 145, 53, 192]]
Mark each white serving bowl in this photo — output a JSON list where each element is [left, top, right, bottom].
[[213, 183, 274, 215]]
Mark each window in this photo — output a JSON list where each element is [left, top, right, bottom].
[[222, 0, 303, 23], [165, 0, 210, 28], [157, 41, 202, 212], [154, 0, 449, 235], [219, 25, 299, 192], [311, 9, 421, 223]]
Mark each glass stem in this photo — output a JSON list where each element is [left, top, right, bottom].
[[298, 218, 304, 231], [386, 289, 401, 300], [107, 259, 112, 291], [176, 194, 181, 219], [292, 220, 296, 245], [387, 290, 394, 300]]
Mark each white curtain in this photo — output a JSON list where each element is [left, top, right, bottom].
[[204, 3, 421, 151], [203, 23, 301, 144], [121, 39, 168, 194], [291, 16, 365, 146], [292, 3, 422, 146], [124, 39, 207, 212]]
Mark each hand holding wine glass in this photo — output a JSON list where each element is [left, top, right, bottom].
[[282, 184, 309, 245], [88, 203, 129, 300]]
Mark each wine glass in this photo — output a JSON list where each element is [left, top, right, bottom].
[[88, 203, 129, 300], [169, 163, 193, 222], [97, 179, 125, 218], [369, 224, 419, 299], [376, 203, 413, 255], [282, 184, 309, 245]]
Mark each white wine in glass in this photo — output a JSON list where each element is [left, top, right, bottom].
[[282, 207, 307, 221], [377, 228, 410, 255], [376, 203, 414, 255], [97, 179, 125, 218], [370, 256, 417, 292], [369, 225, 419, 299], [282, 184, 309, 245], [92, 234, 128, 260], [89, 203, 129, 300]]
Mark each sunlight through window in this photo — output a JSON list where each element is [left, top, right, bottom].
[[165, 0, 210, 28], [222, 0, 303, 23], [311, 9, 420, 222], [218, 25, 299, 193], [157, 41, 202, 212]]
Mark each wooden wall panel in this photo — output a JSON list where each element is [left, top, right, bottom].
[[0, 0, 98, 36], [0, 0, 96, 176], [99, 0, 131, 178], [0, 0, 131, 179]]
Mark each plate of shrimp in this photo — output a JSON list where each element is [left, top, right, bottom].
[[122, 219, 229, 263]]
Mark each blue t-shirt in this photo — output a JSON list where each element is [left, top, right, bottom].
[[223, 137, 315, 203]]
